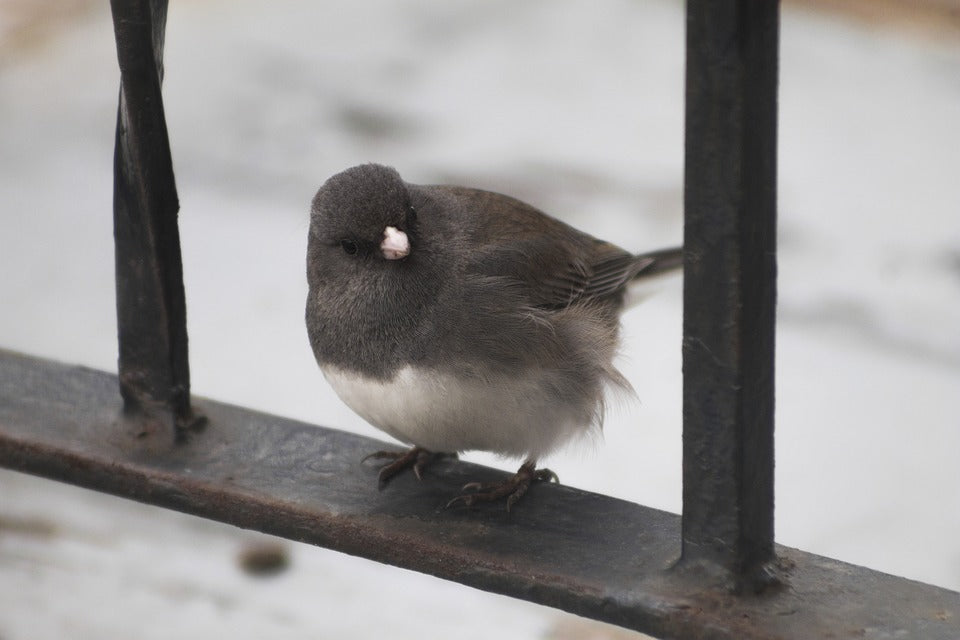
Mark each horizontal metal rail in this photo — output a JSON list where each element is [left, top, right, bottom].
[[2, 349, 957, 640]]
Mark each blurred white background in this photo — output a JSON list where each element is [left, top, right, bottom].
[[1, 1, 958, 638]]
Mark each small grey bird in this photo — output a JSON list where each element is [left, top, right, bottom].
[[306, 164, 682, 510]]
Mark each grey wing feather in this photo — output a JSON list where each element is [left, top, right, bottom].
[[438, 185, 680, 309]]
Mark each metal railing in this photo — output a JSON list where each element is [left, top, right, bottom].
[[1, 1, 957, 638]]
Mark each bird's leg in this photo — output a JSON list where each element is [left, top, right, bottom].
[[361, 446, 456, 487], [445, 460, 558, 511]]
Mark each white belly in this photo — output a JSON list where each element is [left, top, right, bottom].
[[322, 365, 595, 460]]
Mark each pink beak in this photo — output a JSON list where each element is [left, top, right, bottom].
[[380, 226, 410, 260]]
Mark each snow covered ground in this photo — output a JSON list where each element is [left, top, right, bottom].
[[1, 1, 958, 638]]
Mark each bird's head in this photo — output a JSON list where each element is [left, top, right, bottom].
[[309, 164, 418, 264]]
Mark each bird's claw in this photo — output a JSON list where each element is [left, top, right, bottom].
[[445, 462, 558, 511], [361, 447, 455, 487]]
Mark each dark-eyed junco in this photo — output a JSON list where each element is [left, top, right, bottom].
[[306, 164, 682, 510]]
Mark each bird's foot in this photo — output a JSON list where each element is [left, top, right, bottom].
[[362, 446, 456, 487], [445, 461, 558, 511]]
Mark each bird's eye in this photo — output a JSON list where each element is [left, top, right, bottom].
[[340, 239, 358, 255], [406, 202, 417, 221]]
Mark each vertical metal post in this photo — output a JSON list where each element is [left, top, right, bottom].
[[110, 0, 198, 435], [681, 0, 780, 591]]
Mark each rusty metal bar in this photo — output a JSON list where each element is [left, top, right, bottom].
[[681, 0, 780, 590], [2, 350, 958, 640], [111, 0, 198, 435]]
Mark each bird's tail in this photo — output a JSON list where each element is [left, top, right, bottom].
[[632, 246, 684, 280], [623, 246, 683, 310]]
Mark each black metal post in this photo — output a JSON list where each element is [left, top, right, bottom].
[[681, 0, 780, 591], [110, 0, 198, 435]]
